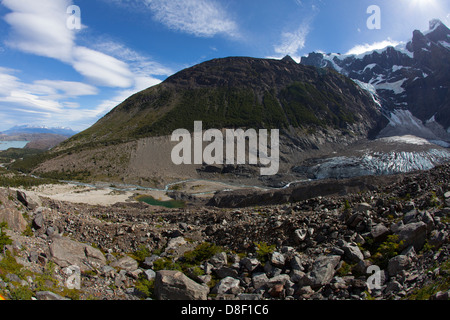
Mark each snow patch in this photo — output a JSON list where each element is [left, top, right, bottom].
[[374, 78, 407, 94], [439, 40, 450, 50], [387, 110, 422, 129], [364, 63, 377, 71]]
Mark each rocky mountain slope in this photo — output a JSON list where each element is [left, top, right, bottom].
[[301, 19, 450, 144], [0, 164, 449, 300], [24, 56, 388, 187]]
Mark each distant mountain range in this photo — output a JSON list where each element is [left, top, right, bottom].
[[1, 125, 78, 137], [301, 19, 450, 145]]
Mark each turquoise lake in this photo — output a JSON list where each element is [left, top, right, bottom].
[[0, 141, 29, 151]]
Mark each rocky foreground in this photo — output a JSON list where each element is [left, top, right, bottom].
[[1, 164, 450, 301]]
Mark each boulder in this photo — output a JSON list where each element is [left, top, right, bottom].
[[395, 222, 427, 250], [33, 209, 45, 229], [371, 223, 390, 242], [36, 291, 70, 300], [241, 257, 260, 272], [428, 230, 448, 249], [342, 242, 364, 263], [388, 255, 411, 277], [48, 236, 106, 272], [209, 252, 227, 268], [212, 276, 241, 295], [155, 270, 209, 300], [0, 190, 28, 233], [306, 255, 341, 288], [110, 255, 138, 271], [270, 252, 286, 267], [252, 272, 269, 290]]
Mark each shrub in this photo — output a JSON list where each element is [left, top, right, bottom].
[[183, 242, 223, 266], [254, 242, 276, 262], [371, 235, 404, 268]]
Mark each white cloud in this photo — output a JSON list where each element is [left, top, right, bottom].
[[2, 0, 74, 62], [72, 46, 134, 88], [0, 67, 99, 122], [0, 0, 171, 130], [2, 0, 138, 88], [346, 39, 401, 55], [274, 22, 310, 58], [91, 40, 173, 77], [144, 0, 239, 38], [32, 80, 99, 97]]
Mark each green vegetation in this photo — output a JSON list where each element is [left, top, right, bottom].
[[0, 251, 81, 300], [131, 245, 152, 265], [368, 235, 404, 269], [0, 222, 12, 251], [134, 275, 155, 299], [407, 260, 450, 300], [254, 241, 276, 263], [152, 242, 224, 273], [0, 148, 44, 164], [183, 242, 223, 265], [0, 172, 58, 188]]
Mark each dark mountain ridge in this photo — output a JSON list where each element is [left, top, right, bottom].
[[55, 55, 384, 153]]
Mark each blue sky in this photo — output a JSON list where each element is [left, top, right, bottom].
[[0, 0, 449, 132]]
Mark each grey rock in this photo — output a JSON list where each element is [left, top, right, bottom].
[[110, 255, 138, 271], [142, 255, 160, 269], [342, 242, 364, 263], [212, 276, 241, 295], [388, 255, 411, 277], [241, 257, 260, 272], [385, 280, 403, 294], [144, 269, 156, 281], [355, 202, 371, 213], [16, 190, 28, 207], [430, 290, 450, 300], [36, 291, 70, 300], [238, 293, 262, 300], [307, 255, 341, 288], [155, 270, 209, 300], [403, 209, 418, 224], [33, 212, 44, 229], [49, 236, 106, 272], [395, 221, 427, 250], [428, 230, 448, 249], [209, 252, 227, 268], [294, 228, 308, 242], [214, 266, 238, 279], [371, 223, 390, 242], [270, 252, 286, 267], [290, 255, 304, 271], [6, 273, 21, 283], [252, 272, 269, 290]]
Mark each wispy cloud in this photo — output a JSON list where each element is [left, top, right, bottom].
[[144, 0, 239, 38], [274, 22, 310, 58]]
